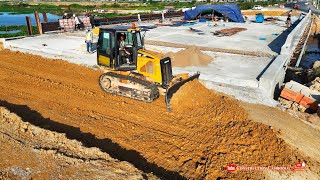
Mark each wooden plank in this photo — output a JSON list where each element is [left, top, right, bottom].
[[34, 11, 43, 34], [42, 12, 48, 23], [25, 16, 33, 36]]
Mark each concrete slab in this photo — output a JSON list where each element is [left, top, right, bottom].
[[145, 16, 297, 55], [147, 45, 271, 88], [204, 80, 278, 106], [4, 33, 97, 67]]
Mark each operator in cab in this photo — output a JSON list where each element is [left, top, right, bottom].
[[118, 34, 133, 65]]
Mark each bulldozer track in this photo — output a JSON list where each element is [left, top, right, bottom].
[[99, 71, 159, 103]]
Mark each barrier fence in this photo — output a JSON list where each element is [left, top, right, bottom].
[[40, 12, 183, 33]]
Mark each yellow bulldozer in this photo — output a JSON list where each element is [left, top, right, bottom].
[[96, 25, 199, 111]]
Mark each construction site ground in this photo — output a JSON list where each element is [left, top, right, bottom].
[[3, 15, 300, 105], [144, 16, 295, 56], [0, 46, 320, 179]]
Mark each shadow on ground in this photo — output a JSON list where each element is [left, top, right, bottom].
[[268, 20, 299, 54], [0, 100, 185, 180]]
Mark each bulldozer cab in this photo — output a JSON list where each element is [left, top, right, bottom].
[[97, 26, 143, 71]]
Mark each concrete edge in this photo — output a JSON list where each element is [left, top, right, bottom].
[[258, 12, 312, 98], [4, 36, 27, 41]]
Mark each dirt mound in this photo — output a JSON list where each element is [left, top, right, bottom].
[[171, 80, 247, 118], [171, 80, 302, 178], [165, 46, 213, 67], [242, 10, 300, 16], [280, 10, 301, 16]]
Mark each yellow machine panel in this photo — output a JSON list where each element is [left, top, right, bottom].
[[98, 55, 110, 67], [136, 49, 162, 84]]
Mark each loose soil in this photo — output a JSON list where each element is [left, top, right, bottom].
[[0, 107, 155, 179], [241, 102, 320, 179], [0, 49, 319, 179], [242, 10, 300, 16], [170, 80, 308, 178], [215, 27, 247, 36], [165, 46, 213, 67]]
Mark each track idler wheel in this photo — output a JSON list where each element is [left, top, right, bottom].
[[99, 73, 112, 92]]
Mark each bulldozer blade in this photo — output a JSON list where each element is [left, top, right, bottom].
[[165, 72, 200, 112]]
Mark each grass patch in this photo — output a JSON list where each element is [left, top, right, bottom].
[[0, 3, 63, 14], [0, 25, 38, 38], [0, 2, 95, 15]]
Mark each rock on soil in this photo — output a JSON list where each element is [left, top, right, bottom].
[[313, 61, 320, 69], [309, 77, 320, 92], [165, 46, 213, 67]]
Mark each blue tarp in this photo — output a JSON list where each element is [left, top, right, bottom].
[[184, 4, 245, 23]]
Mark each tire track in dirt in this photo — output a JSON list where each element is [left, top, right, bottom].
[[0, 50, 304, 179]]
